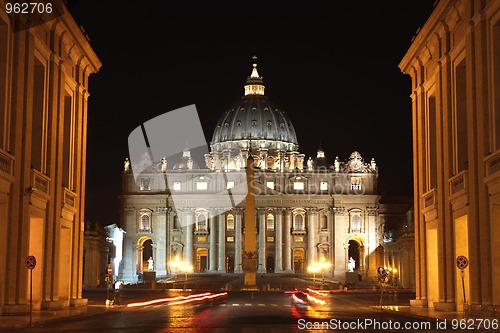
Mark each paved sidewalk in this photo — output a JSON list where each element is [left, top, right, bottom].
[[0, 303, 122, 330]]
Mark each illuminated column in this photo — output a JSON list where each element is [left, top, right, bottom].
[[184, 210, 193, 265], [275, 208, 283, 272], [284, 209, 292, 272], [223, 150, 231, 171], [218, 211, 226, 272], [258, 148, 268, 169], [243, 153, 257, 287], [277, 150, 285, 172], [307, 208, 317, 265], [209, 211, 217, 272], [155, 211, 167, 276], [258, 209, 266, 273], [234, 209, 243, 273]]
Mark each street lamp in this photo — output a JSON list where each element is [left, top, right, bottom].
[[316, 257, 332, 290], [169, 256, 183, 286], [307, 265, 320, 288], [183, 264, 193, 291]]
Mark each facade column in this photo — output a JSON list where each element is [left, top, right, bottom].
[[217, 211, 226, 272], [165, 208, 172, 275], [154, 209, 167, 276], [277, 150, 285, 172], [257, 209, 266, 273], [209, 210, 217, 272], [307, 208, 317, 265], [184, 209, 193, 266], [284, 209, 292, 272], [234, 209, 243, 273], [275, 208, 283, 273], [328, 208, 336, 278]]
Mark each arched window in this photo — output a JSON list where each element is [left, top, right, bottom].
[[196, 214, 207, 231], [350, 214, 361, 232], [140, 213, 151, 232], [172, 214, 180, 230], [294, 214, 304, 230], [266, 214, 274, 231], [226, 214, 235, 231], [320, 215, 328, 230]]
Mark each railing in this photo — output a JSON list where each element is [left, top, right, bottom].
[[485, 149, 500, 179], [63, 187, 77, 208], [31, 169, 50, 195], [0, 149, 14, 177], [449, 170, 468, 197], [422, 188, 436, 209]]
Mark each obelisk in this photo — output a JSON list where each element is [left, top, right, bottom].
[[243, 152, 257, 288]]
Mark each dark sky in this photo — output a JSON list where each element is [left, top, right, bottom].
[[68, 1, 437, 224]]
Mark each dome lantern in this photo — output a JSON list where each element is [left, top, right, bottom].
[[244, 56, 265, 96]]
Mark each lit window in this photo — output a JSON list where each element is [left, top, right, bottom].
[[350, 177, 362, 190], [139, 213, 151, 231], [227, 181, 235, 189], [226, 236, 234, 242], [173, 182, 181, 191], [266, 236, 274, 243], [226, 214, 235, 231], [351, 214, 361, 232], [196, 181, 208, 190], [293, 181, 304, 190], [320, 181, 328, 191], [294, 214, 304, 230], [294, 236, 304, 242], [140, 178, 150, 191], [266, 214, 274, 231], [197, 236, 206, 242], [266, 181, 274, 189], [196, 214, 207, 231]]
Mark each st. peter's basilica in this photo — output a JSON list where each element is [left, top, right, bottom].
[[118, 59, 385, 284]]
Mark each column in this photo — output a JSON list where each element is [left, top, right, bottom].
[[217, 212, 226, 272], [257, 209, 266, 273], [184, 209, 193, 265], [154, 210, 167, 276], [259, 148, 268, 169], [284, 209, 292, 272], [165, 208, 172, 275], [328, 208, 336, 278], [209, 210, 217, 272], [234, 209, 243, 273], [275, 208, 283, 273], [307, 208, 317, 265]]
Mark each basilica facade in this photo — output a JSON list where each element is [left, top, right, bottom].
[[119, 60, 384, 283]]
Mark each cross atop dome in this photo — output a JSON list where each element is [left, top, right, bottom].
[[244, 55, 265, 96]]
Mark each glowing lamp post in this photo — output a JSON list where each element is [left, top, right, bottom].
[[307, 265, 320, 288], [169, 257, 182, 277], [169, 256, 182, 281], [317, 257, 332, 290], [183, 264, 193, 291]]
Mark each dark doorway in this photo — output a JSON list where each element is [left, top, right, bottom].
[[266, 255, 275, 273], [227, 254, 234, 273], [348, 239, 360, 270]]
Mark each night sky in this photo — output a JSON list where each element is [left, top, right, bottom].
[[68, 1, 437, 224]]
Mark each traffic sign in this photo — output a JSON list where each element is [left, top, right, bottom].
[[456, 255, 469, 270], [107, 266, 112, 275], [25, 256, 36, 270], [377, 266, 386, 275]]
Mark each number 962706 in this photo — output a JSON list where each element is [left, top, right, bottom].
[[5, 2, 53, 14]]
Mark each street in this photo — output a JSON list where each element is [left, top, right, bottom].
[[2, 289, 488, 333]]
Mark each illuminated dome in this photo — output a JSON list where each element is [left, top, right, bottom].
[[206, 56, 303, 172]]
